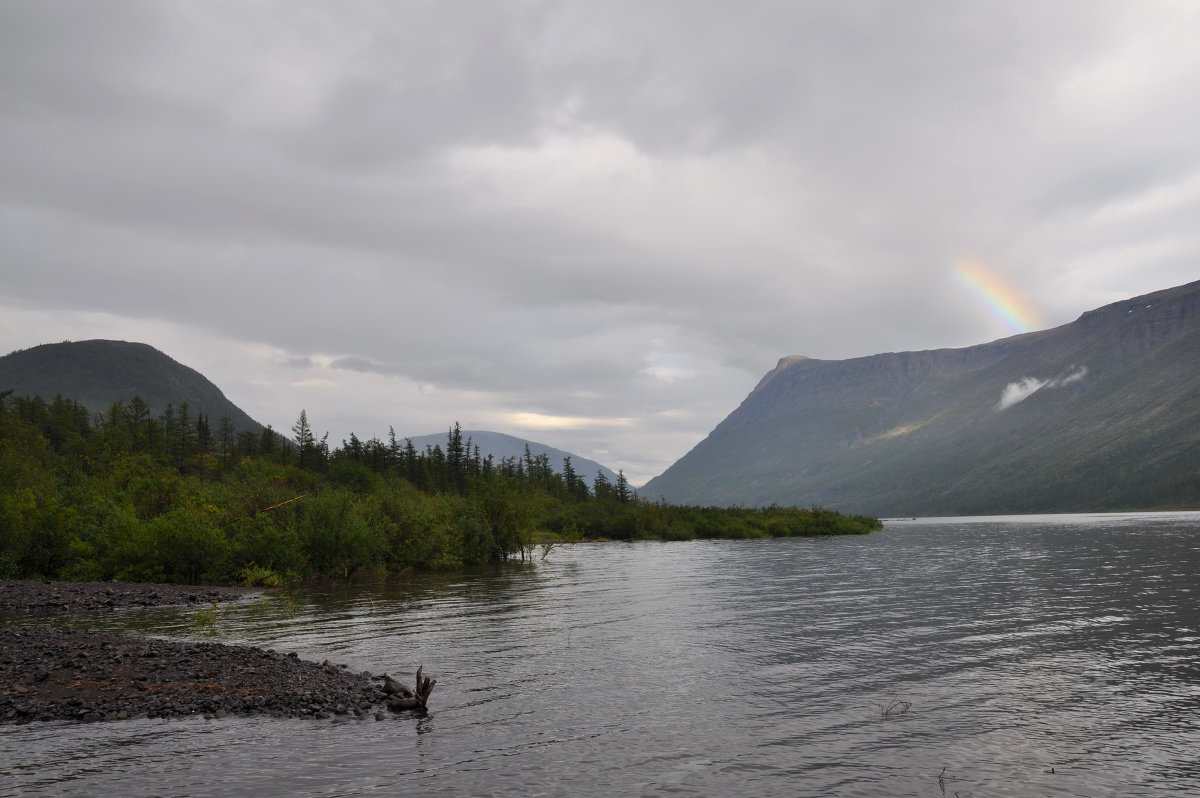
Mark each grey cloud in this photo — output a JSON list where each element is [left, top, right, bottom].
[[282, 5, 552, 168], [1, 1, 1196, 480], [328, 356, 398, 376], [996, 366, 1089, 411], [0, 1, 169, 117]]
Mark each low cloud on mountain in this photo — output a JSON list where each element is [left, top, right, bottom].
[[996, 366, 1089, 411]]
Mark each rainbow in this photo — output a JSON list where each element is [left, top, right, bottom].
[[951, 259, 1043, 334]]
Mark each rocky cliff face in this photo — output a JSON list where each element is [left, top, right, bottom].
[[642, 280, 1200, 515]]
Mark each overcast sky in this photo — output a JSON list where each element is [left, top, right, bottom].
[[2, 2, 1197, 483]]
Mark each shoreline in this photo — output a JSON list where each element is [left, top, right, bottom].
[[0, 580, 406, 725], [0, 578, 261, 615]]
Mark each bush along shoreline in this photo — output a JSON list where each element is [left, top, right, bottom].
[[1, 395, 882, 586]]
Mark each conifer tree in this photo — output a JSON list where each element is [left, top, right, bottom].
[[428, 443, 448, 492], [562, 456, 592, 501], [195, 412, 213, 482], [523, 444, 535, 481], [99, 400, 131, 451], [403, 437, 419, 484], [317, 431, 330, 471], [124, 396, 150, 451], [292, 409, 315, 470], [447, 423, 467, 493], [615, 470, 632, 504], [103, 400, 123, 432], [237, 429, 258, 457], [217, 413, 235, 470], [593, 471, 613, 501], [259, 424, 279, 458], [388, 426, 401, 469], [345, 432, 364, 462], [165, 402, 197, 471]]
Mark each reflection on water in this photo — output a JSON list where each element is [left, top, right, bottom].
[[4, 512, 1200, 797]]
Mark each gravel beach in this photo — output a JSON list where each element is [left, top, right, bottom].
[[1, 580, 412, 724], [0, 578, 259, 614]]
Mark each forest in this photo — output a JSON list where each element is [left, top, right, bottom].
[[0, 390, 882, 586]]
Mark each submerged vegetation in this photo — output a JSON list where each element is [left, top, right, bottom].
[[0, 391, 881, 585]]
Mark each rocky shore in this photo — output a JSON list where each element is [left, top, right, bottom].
[[1, 627, 395, 724], [0, 580, 421, 725], [0, 578, 259, 614]]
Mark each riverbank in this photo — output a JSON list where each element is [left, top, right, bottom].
[[1, 627, 395, 724], [0, 580, 402, 725], [0, 578, 260, 614]]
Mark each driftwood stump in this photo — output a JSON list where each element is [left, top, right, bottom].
[[384, 665, 436, 711]]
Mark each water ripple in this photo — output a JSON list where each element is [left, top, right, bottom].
[[5, 513, 1200, 796]]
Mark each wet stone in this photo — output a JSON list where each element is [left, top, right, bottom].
[[0, 578, 259, 614], [1, 627, 392, 725]]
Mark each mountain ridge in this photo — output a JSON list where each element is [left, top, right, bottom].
[[642, 280, 1200, 514], [0, 340, 623, 486], [402, 429, 621, 488], [0, 339, 265, 434]]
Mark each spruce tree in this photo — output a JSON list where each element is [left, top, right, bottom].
[[403, 437, 419, 484], [124, 396, 150, 451], [447, 423, 466, 493], [217, 413, 235, 470], [388, 426, 401, 469], [237, 430, 258, 457], [615, 470, 631, 504], [593, 471, 613, 501], [562, 456, 578, 498], [195, 412, 212, 482], [259, 424, 279, 458], [292, 409, 315, 470]]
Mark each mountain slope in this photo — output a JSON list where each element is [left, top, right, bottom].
[[0, 339, 265, 434], [642, 280, 1200, 515], [404, 429, 621, 487]]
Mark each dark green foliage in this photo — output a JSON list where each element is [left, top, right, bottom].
[[615, 470, 632, 504], [292, 409, 323, 471], [0, 340, 265, 437], [0, 400, 880, 584], [328, 458, 376, 492]]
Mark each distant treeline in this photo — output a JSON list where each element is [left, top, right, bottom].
[[0, 391, 882, 585]]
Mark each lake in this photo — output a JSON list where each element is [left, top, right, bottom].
[[4, 512, 1200, 796]]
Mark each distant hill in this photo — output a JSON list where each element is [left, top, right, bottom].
[[642, 280, 1200, 515], [0, 339, 266, 434], [404, 429, 621, 488]]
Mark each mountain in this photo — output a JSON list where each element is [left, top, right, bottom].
[[0, 339, 266, 434], [404, 429, 621, 488], [642, 280, 1200, 515]]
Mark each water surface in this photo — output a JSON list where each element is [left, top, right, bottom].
[[4, 512, 1200, 796]]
